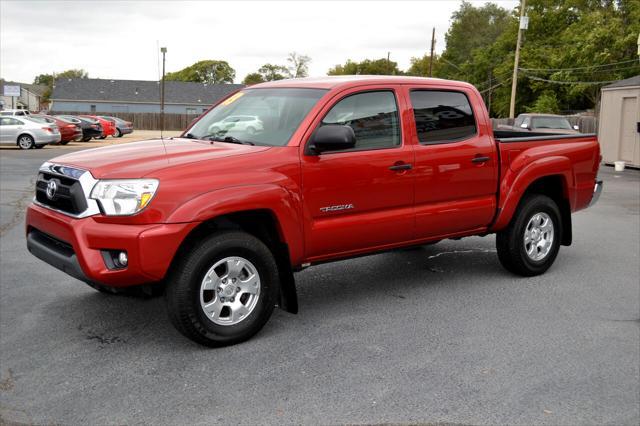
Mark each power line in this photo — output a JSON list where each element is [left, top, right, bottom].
[[520, 64, 640, 76], [525, 75, 620, 85], [519, 59, 638, 72]]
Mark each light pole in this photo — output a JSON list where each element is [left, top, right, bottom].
[[509, 0, 527, 119], [160, 47, 167, 133]]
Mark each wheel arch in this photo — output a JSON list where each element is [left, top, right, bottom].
[[492, 162, 575, 246], [16, 132, 35, 146], [169, 206, 299, 314]]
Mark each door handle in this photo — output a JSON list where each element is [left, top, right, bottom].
[[471, 156, 490, 163], [389, 163, 413, 171]]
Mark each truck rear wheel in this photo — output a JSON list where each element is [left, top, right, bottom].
[[496, 194, 562, 276], [165, 231, 279, 347]]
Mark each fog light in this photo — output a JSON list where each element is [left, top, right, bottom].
[[118, 251, 128, 267]]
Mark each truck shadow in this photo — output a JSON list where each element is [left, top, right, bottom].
[[42, 240, 510, 350]]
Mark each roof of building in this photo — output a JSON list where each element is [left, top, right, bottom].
[[51, 78, 244, 105], [0, 79, 48, 96], [602, 75, 640, 89]]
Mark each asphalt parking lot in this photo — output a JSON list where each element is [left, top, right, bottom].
[[0, 142, 638, 425]]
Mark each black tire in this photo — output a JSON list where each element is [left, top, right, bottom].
[[165, 231, 279, 347], [82, 137, 91, 142], [35, 144, 44, 149], [99, 135, 107, 140], [17, 134, 35, 150], [113, 128, 121, 138], [60, 140, 70, 145], [496, 194, 562, 276]]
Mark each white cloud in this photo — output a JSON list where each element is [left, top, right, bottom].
[[0, 0, 518, 83]]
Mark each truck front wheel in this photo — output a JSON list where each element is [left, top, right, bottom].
[[165, 231, 279, 347], [496, 194, 562, 276]]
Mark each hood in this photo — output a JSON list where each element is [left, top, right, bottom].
[[51, 137, 271, 178]]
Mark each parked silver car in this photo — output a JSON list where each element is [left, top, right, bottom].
[[0, 116, 61, 149], [0, 109, 31, 117]]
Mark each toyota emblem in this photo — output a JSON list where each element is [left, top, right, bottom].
[[46, 180, 58, 200]]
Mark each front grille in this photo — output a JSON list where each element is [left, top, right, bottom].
[[36, 172, 88, 215]]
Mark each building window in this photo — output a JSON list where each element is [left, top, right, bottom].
[[186, 108, 198, 115], [90, 105, 96, 113]]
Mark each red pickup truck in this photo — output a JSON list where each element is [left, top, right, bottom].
[[26, 76, 602, 347]]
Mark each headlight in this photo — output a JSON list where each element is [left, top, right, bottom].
[[90, 179, 159, 216]]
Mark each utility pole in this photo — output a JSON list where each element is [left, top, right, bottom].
[[160, 47, 167, 134], [429, 27, 436, 77], [387, 51, 391, 74], [509, 0, 527, 119]]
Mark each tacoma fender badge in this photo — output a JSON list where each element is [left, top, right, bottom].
[[320, 204, 354, 213]]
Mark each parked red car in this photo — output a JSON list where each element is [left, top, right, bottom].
[[26, 76, 601, 347], [79, 115, 115, 139], [30, 115, 82, 145]]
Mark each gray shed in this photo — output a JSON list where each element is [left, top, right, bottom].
[[598, 75, 640, 168]]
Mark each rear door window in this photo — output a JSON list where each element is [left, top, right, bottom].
[[409, 90, 477, 144]]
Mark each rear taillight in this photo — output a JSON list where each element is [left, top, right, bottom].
[[42, 127, 53, 133]]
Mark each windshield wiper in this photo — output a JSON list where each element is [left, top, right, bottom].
[[205, 135, 255, 146]]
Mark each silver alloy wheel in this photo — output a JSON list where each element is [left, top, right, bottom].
[[199, 256, 261, 326], [18, 135, 33, 149], [524, 212, 554, 261]]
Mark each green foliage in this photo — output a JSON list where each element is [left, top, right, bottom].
[[33, 73, 54, 86], [526, 91, 561, 114], [56, 69, 88, 79], [327, 58, 402, 75], [258, 64, 289, 81], [165, 60, 235, 84], [242, 73, 266, 85], [406, 55, 438, 77], [434, 0, 640, 117], [33, 69, 89, 102]]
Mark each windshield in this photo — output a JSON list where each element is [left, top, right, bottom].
[[532, 117, 572, 130], [185, 88, 327, 146]]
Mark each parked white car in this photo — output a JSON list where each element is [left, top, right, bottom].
[[208, 115, 263, 136], [0, 109, 31, 117], [0, 116, 60, 149]]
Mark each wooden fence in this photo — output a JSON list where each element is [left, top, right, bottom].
[[54, 111, 599, 134], [52, 111, 199, 131], [491, 115, 598, 133]]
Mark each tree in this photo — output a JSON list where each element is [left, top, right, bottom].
[[526, 91, 561, 114], [165, 60, 235, 84], [33, 69, 89, 102], [327, 58, 401, 75], [258, 64, 289, 81], [437, 1, 511, 81], [242, 73, 265, 85], [56, 69, 88, 79], [286, 52, 311, 78], [405, 55, 438, 77]]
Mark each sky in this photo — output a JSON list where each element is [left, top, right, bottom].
[[0, 0, 519, 84]]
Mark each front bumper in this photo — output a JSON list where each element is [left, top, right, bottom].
[[588, 179, 603, 208], [26, 202, 197, 287]]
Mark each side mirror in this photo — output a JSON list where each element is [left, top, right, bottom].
[[308, 125, 356, 154], [520, 123, 529, 129], [572, 125, 579, 130]]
